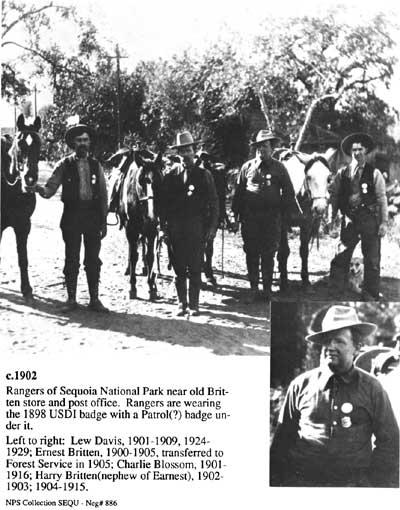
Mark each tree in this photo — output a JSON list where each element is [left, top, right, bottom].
[[254, 8, 399, 148], [1, 0, 75, 101]]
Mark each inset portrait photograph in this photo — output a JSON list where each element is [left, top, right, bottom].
[[270, 301, 400, 487]]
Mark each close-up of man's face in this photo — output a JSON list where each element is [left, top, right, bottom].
[[351, 142, 367, 165], [74, 132, 91, 157], [178, 144, 195, 165], [321, 327, 360, 373], [256, 140, 273, 161]]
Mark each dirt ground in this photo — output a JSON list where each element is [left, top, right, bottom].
[[2, 164, 400, 356], [1, 166, 270, 356]]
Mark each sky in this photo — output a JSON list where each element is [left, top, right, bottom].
[[1, 0, 400, 127]]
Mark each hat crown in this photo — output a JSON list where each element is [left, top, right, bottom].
[[175, 131, 194, 147], [321, 305, 361, 332], [250, 129, 280, 145], [256, 130, 274, 142]]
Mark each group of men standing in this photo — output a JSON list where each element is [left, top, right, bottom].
[[29, 121, 389, 313]]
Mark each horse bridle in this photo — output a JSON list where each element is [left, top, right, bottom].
[[3, 131, 40, 187], [300, 165, 330, 204], [2, 142, 21, 186]]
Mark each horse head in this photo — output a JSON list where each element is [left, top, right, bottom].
[[274, 149, 332, 218], [133, 150, 163, 221], [302, 155, 332, 217], [8, 114, 42, 193]]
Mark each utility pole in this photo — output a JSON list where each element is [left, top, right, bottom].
[[109, 44, 128, 149], [34, 84, 37, 117]]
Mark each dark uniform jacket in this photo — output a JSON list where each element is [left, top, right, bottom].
[[270, 365, 399, 487], [232, 157, 296, 220]]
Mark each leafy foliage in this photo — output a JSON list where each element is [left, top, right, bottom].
[[2, 2, 399, 164]]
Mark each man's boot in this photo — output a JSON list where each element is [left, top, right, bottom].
[[261, 255, 274, 301], [60, 276, 78, 312], [87, 274, 109, 312], [189, 278, 201, 316], [175, 276, 188, 316]]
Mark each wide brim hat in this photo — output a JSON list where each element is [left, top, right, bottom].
[[170, 131, 199, 149], [341, 132, 374, 156], [250, 129, 281, 146], [65, 124, 96, 149], [306, 305, 377, 345]]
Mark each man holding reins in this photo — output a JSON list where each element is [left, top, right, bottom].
[[160, 131, 219, 316], [232, 129, 296, 301], [34, 123, 109, 312]]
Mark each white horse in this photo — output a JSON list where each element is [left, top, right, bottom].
[[274, 148, 333, 289]]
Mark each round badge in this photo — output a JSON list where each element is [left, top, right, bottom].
[[341, 402, 353, 414], [91, 175, 97, 184], [187, 191, 192, 196], [361, 183, 368, 194], [188, 185, 195, 191], [341, 416, 352, 428]]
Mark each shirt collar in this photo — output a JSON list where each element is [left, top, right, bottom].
[[320, 364, 358, 390]]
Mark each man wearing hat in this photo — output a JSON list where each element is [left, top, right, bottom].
[[270, 305, 399, 487], [330, 132, 388, 300], [232, 129, 296, 300], [160, 131, 219, 316], [34, 124, 109, 312]]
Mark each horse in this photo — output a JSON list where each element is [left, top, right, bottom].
[[111, 148, 164, 300], [1, 114, 42, 301], [195, 149, 227, 285], [274, 148, 332, 290]]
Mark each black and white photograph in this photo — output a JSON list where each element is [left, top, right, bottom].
[[1, 0, 400, 508], [270, 301, 400, 487]]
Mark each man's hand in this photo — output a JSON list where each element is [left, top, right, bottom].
[[33, 183, 46, 197], [230, 221, 239, 234], [158, 229, 169, 243], [205, 229, 217, 243], [378, 223, 387, 237], [100, 223, 107, 239]]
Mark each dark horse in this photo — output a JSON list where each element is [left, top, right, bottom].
[[1, 114, 41, 301], [109, 149, 163, 300], [275, 149, 332, 289], [195, 149, 227, 285]]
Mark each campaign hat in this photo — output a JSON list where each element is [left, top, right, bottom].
[[250, 129, 281, 146], [341, 132, 374, 156], [306, 305, 377, 345], [65, 124, 96, 149], [170, 131, 199, 149]]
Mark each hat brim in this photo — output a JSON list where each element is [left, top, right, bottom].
[[341, 133, 374, 156], [250, 136, 281, 146], [65, 125, 96, 149], [169, 140, 200, 150], [306, 322, 377, 345]]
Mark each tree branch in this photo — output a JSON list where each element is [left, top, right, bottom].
[[2, 3, 57, 38], [2, 40, 92, 79]]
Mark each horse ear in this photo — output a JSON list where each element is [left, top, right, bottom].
[[155, 152, 163, 165], [134, 151, 144, 168], [323, 147, 336, 163], [16, 114, 25, 131], [295, 152, 313, 165], [33, 116, 42, 132]]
